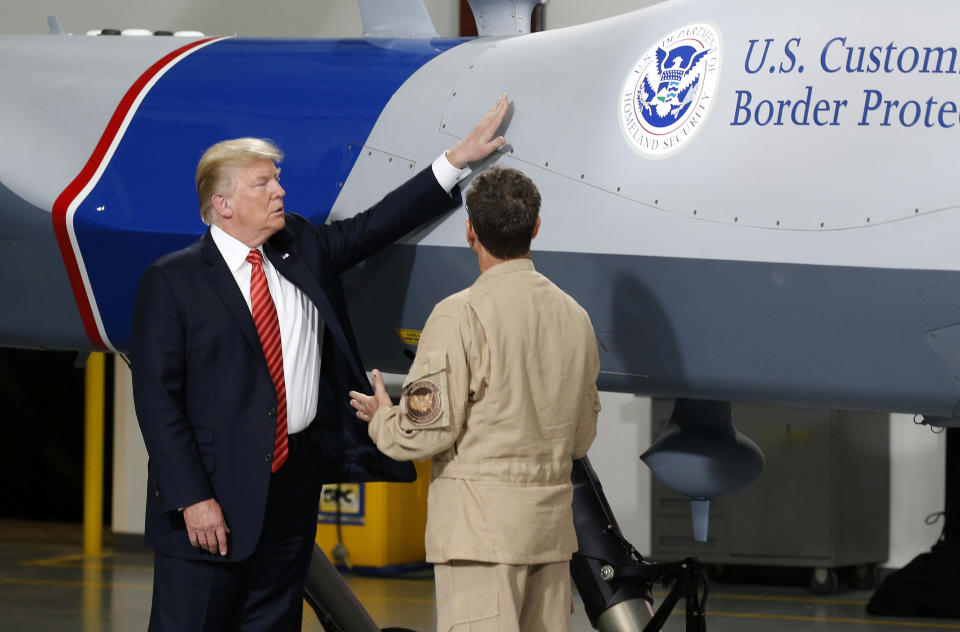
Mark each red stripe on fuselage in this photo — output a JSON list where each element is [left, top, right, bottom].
[[51, 37, 219, 350]]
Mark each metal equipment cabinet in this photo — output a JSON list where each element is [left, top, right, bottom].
[[650, 399, 890, 593]]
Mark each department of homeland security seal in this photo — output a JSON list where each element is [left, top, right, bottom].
[[620, 23, 720, 158]]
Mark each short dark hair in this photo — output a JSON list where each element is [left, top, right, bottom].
[[465, 166, 541, 259]]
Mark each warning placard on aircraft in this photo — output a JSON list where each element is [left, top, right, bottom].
[[397, 328, 421, 345], [318, 483, 365, 525]]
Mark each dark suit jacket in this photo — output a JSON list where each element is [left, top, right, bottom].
[[130, 167, 460, 561]]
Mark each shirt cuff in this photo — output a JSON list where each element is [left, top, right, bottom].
[[432, 152, 472, 195]]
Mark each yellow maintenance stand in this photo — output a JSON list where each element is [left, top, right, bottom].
[[315, 460, 430, 572]]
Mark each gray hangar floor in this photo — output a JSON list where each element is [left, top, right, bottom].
[[2, 522, 958, 631]]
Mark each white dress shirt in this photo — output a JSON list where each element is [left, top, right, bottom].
[[209, 154, 469, 433], [211, 224, 322, 434], [432, 153, 471, 193]]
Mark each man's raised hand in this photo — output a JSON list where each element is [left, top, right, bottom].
[[446, 94, 510, 169]]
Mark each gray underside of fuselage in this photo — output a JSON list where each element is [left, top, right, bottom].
[[345, 243, 960, 417], [0, 181, 86, 350]]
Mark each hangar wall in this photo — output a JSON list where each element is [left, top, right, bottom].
[[1, 0, 458, 38], [0, 0, 662, 38], [4, 0, 944, 570]]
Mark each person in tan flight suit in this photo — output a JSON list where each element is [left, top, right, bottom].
[[349, 165, 600, 632]]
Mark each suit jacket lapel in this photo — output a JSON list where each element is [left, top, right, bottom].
[[263, 240, 368, 386], [201, 231, 263, 355]]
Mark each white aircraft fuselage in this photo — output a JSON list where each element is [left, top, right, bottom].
[[1, 0, 959, 419]]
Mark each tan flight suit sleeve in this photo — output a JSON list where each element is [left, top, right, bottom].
[[572, 331, 601, 459], [367, 310, 471, 462]]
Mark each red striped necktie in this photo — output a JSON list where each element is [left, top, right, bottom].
[[246, 249, 288, 472]]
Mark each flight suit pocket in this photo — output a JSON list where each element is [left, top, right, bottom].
[[401, 349, 446, 385], [439, 588, 499, 631], [400, 350, 450, 432]]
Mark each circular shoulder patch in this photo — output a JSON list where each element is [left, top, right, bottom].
[[404, 379, 442, 426]]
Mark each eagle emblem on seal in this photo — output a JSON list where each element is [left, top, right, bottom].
[[637, 44, 710, 126]]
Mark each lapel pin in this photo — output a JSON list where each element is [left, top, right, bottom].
[[282, 253, 290, 260]]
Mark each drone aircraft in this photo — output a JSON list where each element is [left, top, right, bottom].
[[2, 0, 958, 628]]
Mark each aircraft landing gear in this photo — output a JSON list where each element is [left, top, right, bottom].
[[572, 457, 711, 631], [304, 544, 385, 632], [610, 558, 710, 632]]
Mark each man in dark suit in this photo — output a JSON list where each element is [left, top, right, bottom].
[[130, 95, 509, 631]]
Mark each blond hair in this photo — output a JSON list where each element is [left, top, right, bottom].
[[195, 138, 284, 225]]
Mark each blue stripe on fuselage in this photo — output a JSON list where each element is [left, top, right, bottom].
[[72, 37, 465, 351]]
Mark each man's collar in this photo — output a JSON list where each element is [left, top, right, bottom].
[[210, 224, 260, 273], [477, 257, 535, 279]]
